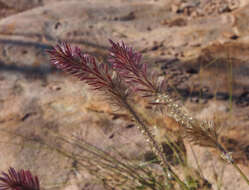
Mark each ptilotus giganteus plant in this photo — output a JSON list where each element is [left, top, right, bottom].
[[48, 40, 249, 187], [0, 167, 40, 190]]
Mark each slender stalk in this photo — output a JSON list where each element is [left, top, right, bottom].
[[2, 129, 159, 190], [189, 144, 203, 178], [122, 99, 189, 190], [66, 136, 159, 190], [231, 163, 249, 185], [218, 144, 249, 186]]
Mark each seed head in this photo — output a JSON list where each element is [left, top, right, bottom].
[[0, 168, 40, 190], [109, 40, 166, 97]]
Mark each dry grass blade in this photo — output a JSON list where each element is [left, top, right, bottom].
[[59, 135, 165, 190]]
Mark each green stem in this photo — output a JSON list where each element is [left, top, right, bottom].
[[219, 145, 249, 186], [123, 100, 189, 190], [170, 170, 190, 190], [232, 162, 249, 186]]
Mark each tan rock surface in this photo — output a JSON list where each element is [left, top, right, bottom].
[[0, 0, 248, 189]]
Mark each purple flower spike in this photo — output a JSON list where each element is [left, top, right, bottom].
[[108, 40, 165, 97], [48, 42, 129, 100], [48, 40, 166, 101], [0, 168, 40, 190]]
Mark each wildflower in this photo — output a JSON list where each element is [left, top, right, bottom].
[[109, 39, 166, 97], [48, 39, 249, 187], [0, 167, 40, 190], [48, 40, 189, 189], [48, 42, 129, 106]]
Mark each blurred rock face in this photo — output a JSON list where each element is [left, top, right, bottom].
[[0, 0, 249, 190]]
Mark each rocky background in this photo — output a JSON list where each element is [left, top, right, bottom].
[[0, 0, 249, 190]]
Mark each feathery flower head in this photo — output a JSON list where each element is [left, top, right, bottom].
[[108, 39, 166, 97], [48, 41, 130, 102], [0, 167, 40, 190]]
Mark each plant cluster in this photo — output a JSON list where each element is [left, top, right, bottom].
[[47, 39, 249, 189], [1, 40, 248, 190]]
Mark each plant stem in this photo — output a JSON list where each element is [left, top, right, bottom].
[[231, 162, 249, 186], [219, 145, 249, 186], [123, 100, 189, 190]]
